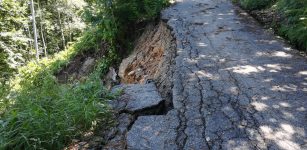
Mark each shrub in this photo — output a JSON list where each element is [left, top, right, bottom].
[[83, 0, 169, 51], [239, 0, 275, 10], [277, 0, 307, 50], [236, 0, 307, 51]]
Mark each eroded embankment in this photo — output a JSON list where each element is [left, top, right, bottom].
[[119, 21, 176, 107], [101, 21, 177, 149], [65, 21, 176, 150]]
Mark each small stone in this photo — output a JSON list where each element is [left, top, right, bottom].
[[128, 71, 135, 76]]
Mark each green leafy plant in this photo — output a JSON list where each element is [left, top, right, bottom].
[[239, 0, 275, 10], [236, 0, 307, 51], [277, 0, 307, 50]]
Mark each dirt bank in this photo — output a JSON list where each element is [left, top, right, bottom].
[[118, 21, 176, 106]]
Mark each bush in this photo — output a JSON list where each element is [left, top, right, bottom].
[[236, 0, 307, 51], [239, 0, 275, 10], [83, 0, 169, 52], [277, 0, 307, 50]]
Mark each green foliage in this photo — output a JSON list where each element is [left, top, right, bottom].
[[38, 0, 86, 53], [0, 0, 30, 80], [277, 0, 307, 50], [0, 42, 112, 149], [83, 0, 169, 52], [237, 0, 307, 51], [0, 0, 86, 80], [239, 0, 275, 10]]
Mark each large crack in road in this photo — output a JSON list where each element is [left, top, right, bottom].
[[107, 0, 307, 149]]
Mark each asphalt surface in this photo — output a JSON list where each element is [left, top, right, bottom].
[[127, 0, 307, 149]]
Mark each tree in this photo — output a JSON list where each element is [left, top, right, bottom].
[[30, 0, 40, 60], [0, 0, 29, 80]]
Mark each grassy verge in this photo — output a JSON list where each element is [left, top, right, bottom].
[[0, 30, 115, 149], [235, 0, 307, 51]]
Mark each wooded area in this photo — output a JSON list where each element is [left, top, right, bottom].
[[0, 0, 85, 80]]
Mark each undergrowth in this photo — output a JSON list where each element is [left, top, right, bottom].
[[277, 0, 307, 51], [236, 0, 307, 51], [0, 39, 114, 149], [0, 0, 169, 149], [239, 0, 275, 10]]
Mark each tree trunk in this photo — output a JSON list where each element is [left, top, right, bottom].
[[30, 0, 39, 61], [57, 9, 66, 50], [38, 0, 47, 57], [26, 24, 33, 61]]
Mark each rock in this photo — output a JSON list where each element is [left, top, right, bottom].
[[110, 83, 164, 113], [127, 110, 179, 150], [127, 70, 135, 76], [103, 113, 134, 150], [103, 67, 118, 90], [79, 57, 95, 76], [104, 83, 167, 149]]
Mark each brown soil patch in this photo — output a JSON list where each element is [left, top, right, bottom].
[[119, 21, 175, 84], [118, 21, 176, 106], [55, 42, 108, 83]]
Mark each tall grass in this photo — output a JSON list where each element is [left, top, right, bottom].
[[0, 36, 113, 149]]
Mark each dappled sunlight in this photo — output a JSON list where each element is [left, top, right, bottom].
[[265, 64, 292, 71], [255, 39, 279, 46], [228, 65, 265, 75], [261, 96, 270, 100], [260, 124, 302, 150], [272, 51, 293, 58], [298, 71, 307, 76], [227, 63, 295, 76], [283, 47, 293, 51], [282, 111, 295, 119], [297, 107, 306, 112], [197, 42, 208, 47], [271, 84, 298, 92], [263, 78, 273, 82], [254, 49, 295, 59], [197, 70, 220, 80], [279, 102, 291, 108], [251, 102, 268, 111]]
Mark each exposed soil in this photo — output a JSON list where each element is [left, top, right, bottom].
[[55, 42, 108, 83], [249, 8, 281, 27], [65, 21, 176, 150], [118, 21, 176, 106]]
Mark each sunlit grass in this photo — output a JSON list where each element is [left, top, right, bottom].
[[0, 32, 114, 149]]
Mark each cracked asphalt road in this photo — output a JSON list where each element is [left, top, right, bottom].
[[127, 0, 307, 149]]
